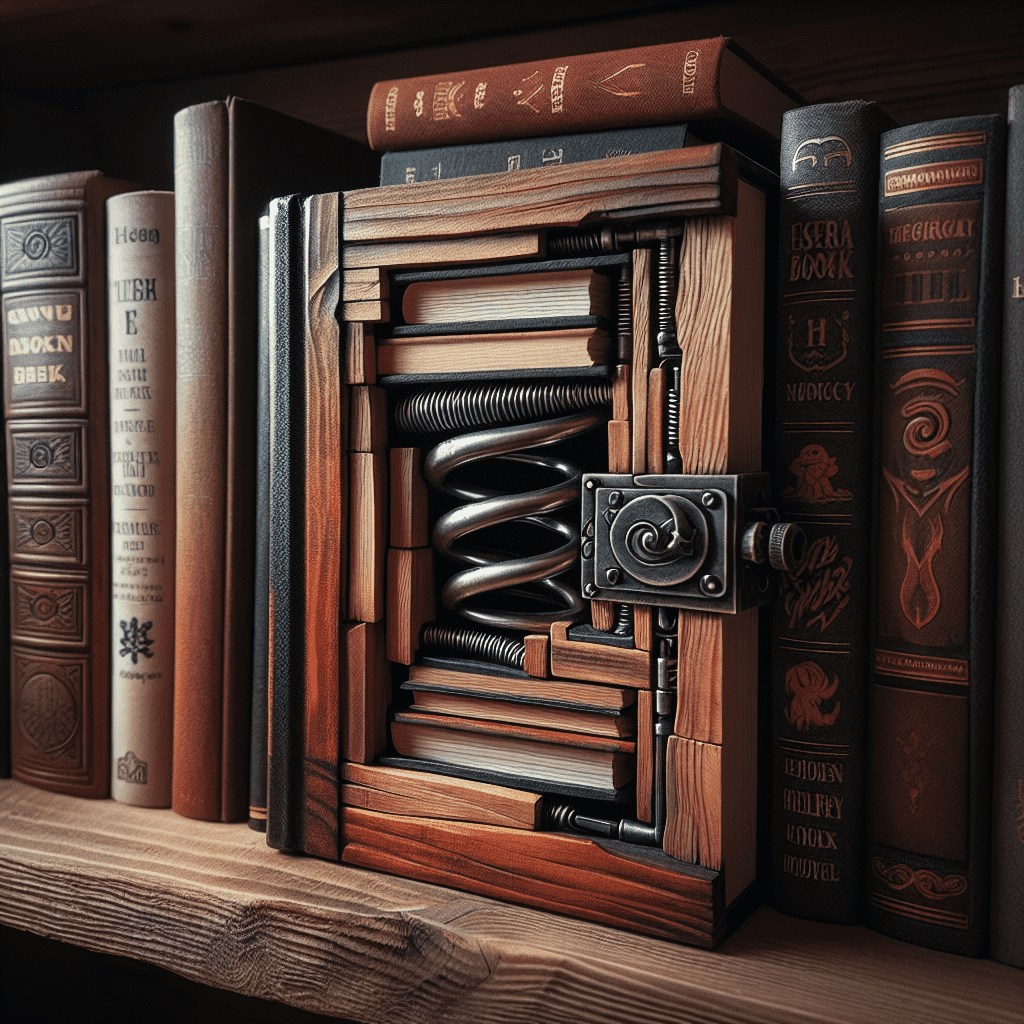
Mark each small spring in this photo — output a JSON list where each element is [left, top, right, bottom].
[[421, 623, 526, 671], [616, 264, 632, 363], [547, 227, 616, 257], [612, 603, 634, 637], [664, 361, 682, 473], [543, 802, 576, 831], [655, 236, 678, 354]]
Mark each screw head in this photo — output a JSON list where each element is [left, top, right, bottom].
[[585, 479, 596, 490], [608, 491, 623, 507], [605, 567, 621, 586], [700, 574, 722, 595], [583, 583, 598, 598], [582, 540, 594, 559], [701, 492, 717, 509]]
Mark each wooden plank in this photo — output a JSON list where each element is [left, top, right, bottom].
[[523, 634, 549, 678], [342, 621, 387, 764], [665, 736, 722, 869], [342, 232, 542, 269], [634, 605, 653, 653], [631, 247, 651, 474], [344, 321, 376, 384], [647, 363, 666, 472], [343, 145, 736, 243], [549, 621, 650, 689], [612, 362, 631, 421], [607, 419, 631, 473], [350, 384, 388, 455], [348, 451, 386, 623], [389, 447, 429, 548], [341, 298, 388, 322], [590, 600, 615, 632], [637, 689, 653, 824], [1, 781, 1020, 1024], [340, 763, 541, 830], [342, 266, 388, 302], [386, 546, 435, 666]]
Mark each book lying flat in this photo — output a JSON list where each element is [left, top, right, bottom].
[[390, 711, 636, 790], [401, 267, 611, 324], [404, 687, 636, 739], [376, 326, 611, 376]]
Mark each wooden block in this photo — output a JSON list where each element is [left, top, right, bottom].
[[342, 621, 387, 764], [523, 634, 549, 678], [350, 385, 388, 455], [386, 547, 435, 666], [342, 233, 542, 269], [340, 807, 723, 947], [389, 447, 429, 549], [344, 321, 375, 384], [607, 420, 631, 473], [341, 298, 388, 323], [665, 735, 722, 870], [590, 600, 615, 632], [339, 763, 541, 830], [342, 267, 388, 302], [612, 362, 631, 421], [634, 604, 653, 652], [631, 246, 651, 474], [549, 621, 650, 689], [636, 690, 653, 824], [646, 364, 666, 473], [348, 451, 386, 623]]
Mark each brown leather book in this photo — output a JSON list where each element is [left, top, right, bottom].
[[172, 97, 376, 822], [366, 37, 801, 160], [0, 170, 136, 797]]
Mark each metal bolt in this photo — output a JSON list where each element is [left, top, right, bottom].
[[701, 492, 716, 509], [605, 567, 621, 586], [582, 540, 594, 559], [608, 491, 623, 507], [700, 574, 722, 595], [585, 479, 596, 490], [583, 583, 598, 597]]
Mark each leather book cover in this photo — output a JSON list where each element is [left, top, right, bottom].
[[771, 101, 896, 924], [172, 97, 377, 822], [366, 37, 801, 160], [867, 115, 1005, 955], [991, 83, 1024, 969], [0, 169, 136, 797]]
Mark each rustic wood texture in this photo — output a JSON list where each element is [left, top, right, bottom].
[[350, 385, 388, 455], [611, 362, 630, 421], [634, 605, 653, 653], [348, 451, 387, 623], [1, 781, 1020, 1024], [343, 146, 736, 243], [340, 763, 541, 830], [665, 735, 722, 868], [590, 600, 616, 633], [523, 634, 549, 678], [646, 364, 666, 472], [344, 321, 375, 385], [342, 234, 542, 270], [390, 447, 429, 549], [342, 621, 387, 765], [631, 247, 651, 473], [637, 690, 654, 824], [341, 298, 388, 323], [386, 547, 435, 666], [607, 419, 631, 473], [343, 267, 388, 302], [550, 622, 651, 689]]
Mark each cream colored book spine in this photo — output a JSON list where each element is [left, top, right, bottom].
[[107, 191, 176, 806]]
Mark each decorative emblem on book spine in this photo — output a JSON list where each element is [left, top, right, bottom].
[[116, 750, 148, 785], [884, 369, 968, 630], [784, 660, 840, 731], [433, 80, 465, 120], [897, 730, 935, 813], [781, 533, 852, 632], [18, 671, 78, 753], [15, 580, 81, 639], [119, 617, 154, 663], [782, 444, 852, 504], [3, 215, 77, 277], [588, 63, 647, 98], [786, 311, 850, 373], [12, 431, 76, 482], [13, 508, 79, 560], [871, 857, 967, 899], [792, 136, 854, 172]]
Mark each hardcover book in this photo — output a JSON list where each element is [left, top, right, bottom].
[[0, 169, 136, 797], [867, 115, 1006, 956]]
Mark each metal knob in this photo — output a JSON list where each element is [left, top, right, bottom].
[[767, 521, 806, 572]]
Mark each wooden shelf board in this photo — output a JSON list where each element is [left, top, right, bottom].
[[0, 780, 1019, 1023]]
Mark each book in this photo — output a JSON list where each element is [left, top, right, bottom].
[[390, 711, 636, 791], [867, 115, 1006, 956], [366, 37, 801, 163], [992, 83, 1024, 970], [106, 190, 175, 807], [771, 101, 895, 923], [0, 169, 136, 797], [172, 96, 377, 822], [380, 123, 695, 185]]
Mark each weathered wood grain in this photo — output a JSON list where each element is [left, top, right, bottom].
[[607, 418, 631, 473], [342, 233, 542, 269], [350, 384, 388, 455], [341, 298, 388, 323], [342, 621, 387, 765], [637, 689, 653, 825], [343, 267, 388, 302], [385, 546, 435, 666], [647, 364, 666, 472], [523, 633, 549, 678], [550, 622, 650, 689], [590, 600, 615, 633], [344, 321, 375, 385], [348, 451, 386, 623], [389, 447, 429, 549]]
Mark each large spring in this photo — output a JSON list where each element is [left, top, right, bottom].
[[397, 381, 610, 632]]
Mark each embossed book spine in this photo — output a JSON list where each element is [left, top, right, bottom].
[[107, 191, 175, 807], [771, 101, 895, 923], [867, 115, 1005, 955], [173, 97, 377, 822], [366, 36, 801, 161], [0, 170, 135, 797], [992, 84, 1024, 970]]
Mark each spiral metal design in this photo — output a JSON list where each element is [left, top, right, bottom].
[[420, 623, 526, 671]]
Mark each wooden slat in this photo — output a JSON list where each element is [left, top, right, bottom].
[[342, 621, 387, 764], [342, 233, 542, 269], [607, 419, 631, 473], [344, 321, 376, 384], [350, 384, 388, 455], [590, 600, 615, 632], [385, 546, 435, 666], [348, 451, 386, 623], [647, 364, 666, 472], [523, 634, 549, 678], [549, 621, 650, 689], [637, 690, 654, 824], [341, 298, 388, 322], [390, 447, 429, 549], [342, 266, 388, 302]]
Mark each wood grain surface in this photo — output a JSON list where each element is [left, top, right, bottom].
[[1, 780, 1019, 1024]]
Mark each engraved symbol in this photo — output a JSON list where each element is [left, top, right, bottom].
[[787, 311, 850, 373], [782, 444, 852, 504], [432, 80, 465, 121], [513, 71, 545, 113], [784, 660, 840, 731], [781, 534, 852, 633], [29, 442, 53, 469], [792, 136, 854, 172], [23, 230, 50, 260], [119, 617, 154, 663], [30, 593, 58, 622], [18, 672, 78, 752], [589, 62, 646, 97], [871, 857, 966, 899], [897, 730, 934, 813], [30, 519, 55, 545], [116, 750, 148, 785]]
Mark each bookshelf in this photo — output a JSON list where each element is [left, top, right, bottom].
[[1, 2, 1022, 1020]]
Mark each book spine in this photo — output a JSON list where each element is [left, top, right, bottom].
[[992, 83, 1024, 969], [173, 101, 236, 821], [867, 115, 1005, 955], [366, 38, 730, 151], [107, 191, 176, 807], [771, 101, 894, 923], [380, 124, 692, 184], [0, 172, 122, 797]]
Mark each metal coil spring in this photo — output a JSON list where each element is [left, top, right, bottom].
[[616, 265, 632, 362], [547, 228, 615, 257], [394, 380, 611, 435], [655, 236, 678, 352], [421, 623, 525, 671], [612, 602, 634, 637]]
